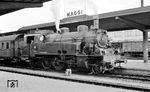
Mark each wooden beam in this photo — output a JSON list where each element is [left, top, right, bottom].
[[0, 9, 21, 15], [0, 2, 43, 10], [0, 0, 45, 3]]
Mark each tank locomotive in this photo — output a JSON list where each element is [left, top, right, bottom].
[[0, 25, 123, 73]]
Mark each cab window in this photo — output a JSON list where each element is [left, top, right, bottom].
[[1, 42, 4, 49], [26, 36, 34, 44], [6, 42, 9, 49]]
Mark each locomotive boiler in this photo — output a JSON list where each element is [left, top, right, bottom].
[[0, 25, 123, 73]]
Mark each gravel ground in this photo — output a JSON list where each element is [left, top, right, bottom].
[[0, 71, 138, 92]]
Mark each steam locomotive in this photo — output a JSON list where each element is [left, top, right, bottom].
[[0, 25, 123, 73]]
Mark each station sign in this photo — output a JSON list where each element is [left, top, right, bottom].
[[66, 10, 84, 17]]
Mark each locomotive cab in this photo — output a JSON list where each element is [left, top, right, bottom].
[[23, 34, 44, 57]]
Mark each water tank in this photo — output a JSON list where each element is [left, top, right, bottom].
[[60, 27, 69, 33], [77, 25, 88, 32]]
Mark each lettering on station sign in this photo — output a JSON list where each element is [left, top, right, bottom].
[[67, 10, 83, 17]]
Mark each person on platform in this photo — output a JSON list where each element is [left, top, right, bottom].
[[65, 63, 72, 76]]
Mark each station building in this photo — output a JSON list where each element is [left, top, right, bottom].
[[108, 30, 150, 42]]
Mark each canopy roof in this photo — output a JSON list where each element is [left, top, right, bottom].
[[61, 6, 150, 31], [0, 0, 51, 15], [19, 6, 150, 32], [1, 6, 150, 36]]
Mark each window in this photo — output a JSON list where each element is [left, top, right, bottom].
[[27, 36, 34, 44], [125, 31, 132, 37], [2, 42, 4, 49], [135, 30, 142, 36], [6, 42, 9, 49]]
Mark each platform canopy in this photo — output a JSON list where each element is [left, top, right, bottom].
[[16, 6, 150, 32], [61, 6, 150, 31], [0, 0, 51, 16]]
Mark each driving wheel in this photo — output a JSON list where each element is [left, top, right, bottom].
[[52, 57, 64, 70]]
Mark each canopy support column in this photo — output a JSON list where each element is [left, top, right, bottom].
[[115, 16, 148, 63], [143, 30, 148, 63]]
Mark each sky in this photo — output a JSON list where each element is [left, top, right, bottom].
[[0, 0, 150, 33]]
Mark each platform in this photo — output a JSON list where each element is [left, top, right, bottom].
[[1, 71, 131, 92], [119, 59, 150, 71], [0, 66, 149, 91]]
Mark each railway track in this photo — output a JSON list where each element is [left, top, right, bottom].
[[2, 63, 150, 82], [0, 65, 150, 91], [98, 73, 150, 83]]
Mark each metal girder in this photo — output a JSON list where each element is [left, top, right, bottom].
[[115, 16, 146, 31], [0, 2, 43, 10]]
